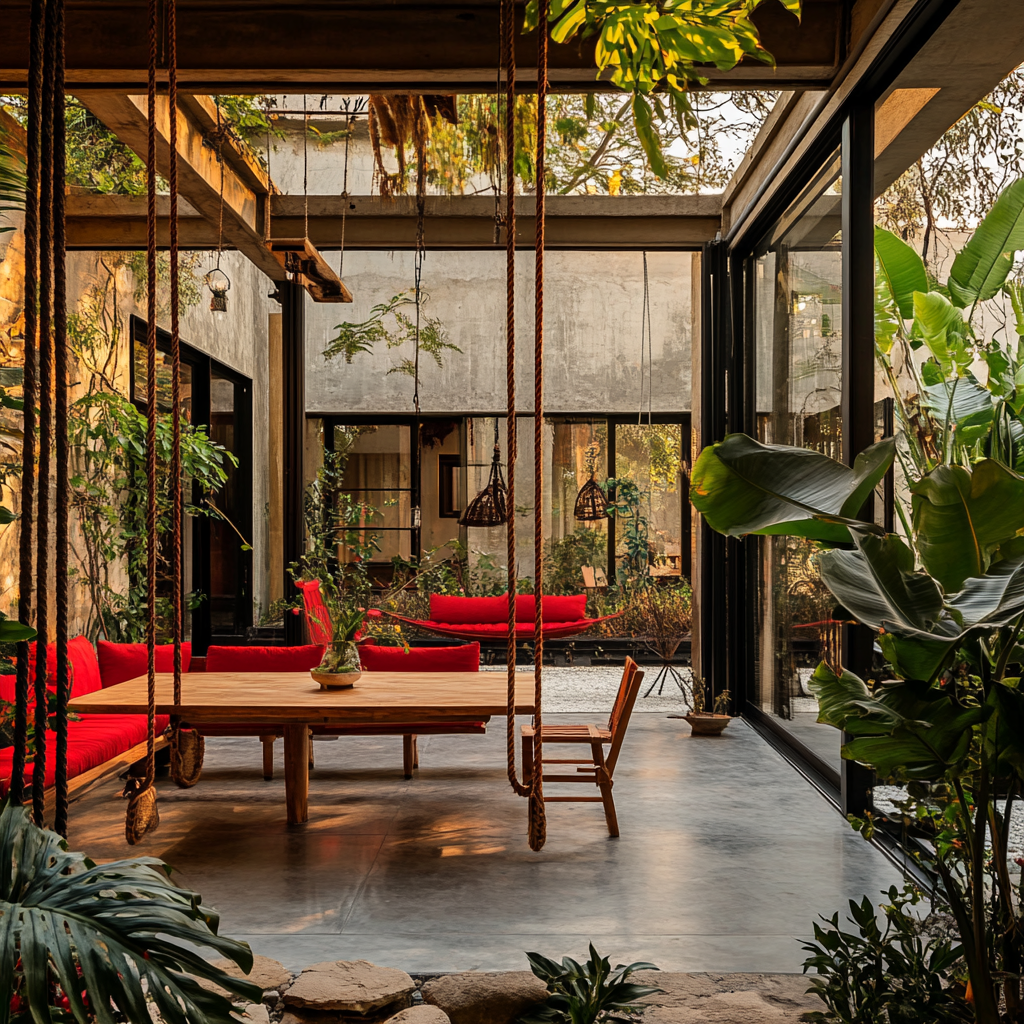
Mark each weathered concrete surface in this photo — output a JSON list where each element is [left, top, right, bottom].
[[284, 961, 415, 1013], [635, 972, 821, 1023], [421, 972, 548, 1024]]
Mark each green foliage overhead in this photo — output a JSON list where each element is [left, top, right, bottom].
[[0, 802, 262, 1024], [524, 0, 801, 177], [0, 141, 25, 235], [688, 433, 894, 544]]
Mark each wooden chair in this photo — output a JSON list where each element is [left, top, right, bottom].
[[521, 657, 644, 838]]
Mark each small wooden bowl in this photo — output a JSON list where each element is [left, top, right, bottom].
[[311, 669, 361, 690], [684, 713, 732, 736]]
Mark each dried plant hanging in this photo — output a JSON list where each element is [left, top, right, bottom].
[[574, 441, 610, 521], [460, 419, 509, 527], [368, 94, 457, 199]]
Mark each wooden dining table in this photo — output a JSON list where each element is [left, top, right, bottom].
[[69, 671, 537, 825]]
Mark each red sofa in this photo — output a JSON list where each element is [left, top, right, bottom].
[[385, 593, 622, 642], [0, 636, 176, 801]]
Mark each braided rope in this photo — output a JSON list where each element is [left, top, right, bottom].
[[528, 0, 549, 853], [503, 0, 528, 800], [32, 0, 58, 825], [12, 0, 45, 805], [53, 0, 70, 837], [168, 0, 182, 706], [144, 0, 158, 791]]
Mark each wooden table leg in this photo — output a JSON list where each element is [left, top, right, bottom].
[[283, 724, 310, 825]]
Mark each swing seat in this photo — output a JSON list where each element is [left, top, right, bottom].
[[384, 593, 622, 643]]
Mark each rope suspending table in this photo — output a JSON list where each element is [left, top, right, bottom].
[[70, 672, 537, 825]]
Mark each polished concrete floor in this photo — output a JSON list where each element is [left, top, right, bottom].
[[68, 715, 901, 975]]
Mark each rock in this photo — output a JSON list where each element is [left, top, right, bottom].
[[284, 961, 416, 1014], [421, 972, 548, 1024], [212, 956, 293, 994], [234, 1004, 272, 1024], [631, 972, 821, 1024], [384, 1008, 450, 1024]]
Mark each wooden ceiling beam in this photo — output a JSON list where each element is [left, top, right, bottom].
[[73, 90, 285, 279], [66, 193, 723, 251], [0, 1, 840, 91]]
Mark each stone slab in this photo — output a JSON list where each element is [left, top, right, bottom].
[[421, 972, 548, 1024], [212, 956, 293, 994], [633, 972, 821, 1023], [284, 961, 415, 1014], [385, 1008, 450, 1024]]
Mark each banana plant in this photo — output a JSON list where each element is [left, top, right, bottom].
[[0, 801, 263, 1024], [690, 436, 1024, 1024], [875, 177, 1024, 475]]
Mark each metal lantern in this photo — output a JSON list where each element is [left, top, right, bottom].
[[205, 267, 231, 314], [460, 444, 509, 528], [574, 473, 610, 521]]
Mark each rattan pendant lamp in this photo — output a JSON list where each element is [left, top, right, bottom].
[[460, 418, 509, 527], [573, 442, 610, 521]]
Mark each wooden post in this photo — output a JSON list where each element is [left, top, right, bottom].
[[283, 723, 309, 824]]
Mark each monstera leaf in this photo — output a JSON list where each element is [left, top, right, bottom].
[[949, 176, 1024, 308], [875, 226, 927, 321], [0, 803, 262, 1024], [912, 460, 1024, 593], [689, 434, 893, 544], [809, 664, 990, 780]]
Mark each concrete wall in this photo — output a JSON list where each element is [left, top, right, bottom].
[[304, 249, 695, 416]]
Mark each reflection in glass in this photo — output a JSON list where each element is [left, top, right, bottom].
[[752, 149, 843, 773]]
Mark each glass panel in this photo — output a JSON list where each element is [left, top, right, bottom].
[[545, 419, 609, 593], [613, 423, 684, 582], [336, 424, 414, 568], [208, 372, 242, 634], [132, 337, 194, 419], [751, 148, 843, 774]]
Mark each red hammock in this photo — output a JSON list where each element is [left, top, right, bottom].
[[383, 593, 622, 643]]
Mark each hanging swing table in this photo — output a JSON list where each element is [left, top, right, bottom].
[[69, 671, 536, 825]]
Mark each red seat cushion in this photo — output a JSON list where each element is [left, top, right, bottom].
[[358, 643, 480, 672], [205, 645, 324, 672], [97, 641, 193, 687], [515, 594, 587, 623], [68, 636, 102, 697], [429, 594, 508, 625]]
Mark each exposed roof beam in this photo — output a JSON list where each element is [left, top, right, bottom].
[[66, 193, 723, 251], [73, 90, 285, 279], [1, 1, 841, 91]]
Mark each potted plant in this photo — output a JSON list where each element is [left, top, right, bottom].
[[310, 603, 366, 689], [683, 680, 732, 736]]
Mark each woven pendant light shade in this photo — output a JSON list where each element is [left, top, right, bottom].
[[460, 445, 509, 527], [574, 473, 610, 521]]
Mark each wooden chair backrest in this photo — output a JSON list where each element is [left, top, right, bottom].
[[606, 657, 644, 775], [296, 579, 333, 647]]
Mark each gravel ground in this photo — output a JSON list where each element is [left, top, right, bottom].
[[874, 784, 1024, 864], [479, 663, 693, 713]]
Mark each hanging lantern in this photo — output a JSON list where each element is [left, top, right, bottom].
[[573, 441, 609, 521], [574, 473, 610, 521], [205, 267, 231, 315], [460, 444, 509, 528]]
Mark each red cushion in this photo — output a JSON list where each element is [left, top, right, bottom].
[[205, 644, 324, 672], [68, 636, 102, 697], [429, 594, 508, 625], [358, 643, 480, 672], [97, 642, 193, 687], [515, 594, 587, 623]]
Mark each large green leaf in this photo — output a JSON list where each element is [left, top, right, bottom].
[[912, 460, 1024, 593], [875, 226, 927, 320], [0, 620, 35, 642], [913, 291, 968, 374], [816, 530, 944, 633], [983, 681, 1024, 778], [809, 665, 990, 780], [689, 433, 893, 543], [949, 177, 1024, 308], [0, 803, 262, 1024], [921, 376, 995, 449]]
